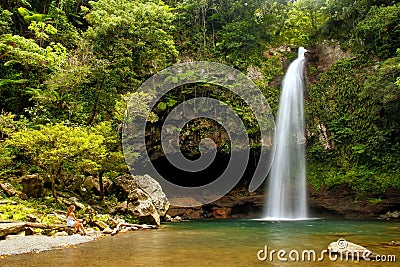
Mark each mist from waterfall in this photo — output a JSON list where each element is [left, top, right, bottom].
[[263, 47, 308, 220]]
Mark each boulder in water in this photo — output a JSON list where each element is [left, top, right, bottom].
[[328, 239, 375, 260], [380, 210, 400, 220]]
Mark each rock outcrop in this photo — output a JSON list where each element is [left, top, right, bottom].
[[309, 185, 400, 219], [310, 40, 354, 72], [20, 174, 44, 198], [167, 191, 264, 219], [113, 174, 169, 226], [328, 239, 375, 260], [166, 185, 400, 219]]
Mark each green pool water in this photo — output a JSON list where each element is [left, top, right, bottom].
[[1, 219, 399, 266]]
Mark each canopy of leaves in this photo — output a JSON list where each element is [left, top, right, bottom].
[[1, 0, 400, 199], [84, 0, 178, 79]]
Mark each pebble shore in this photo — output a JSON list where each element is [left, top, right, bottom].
[[0, 234, 97, 256]]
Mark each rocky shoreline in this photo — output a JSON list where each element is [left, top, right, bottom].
[[0, 220, 160, 258], [0, 174, 168, 258]]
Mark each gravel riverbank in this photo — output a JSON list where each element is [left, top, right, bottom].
[[0, 234, 97, 256]]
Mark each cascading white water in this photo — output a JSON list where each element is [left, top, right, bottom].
[[263, 47, 308, 220]]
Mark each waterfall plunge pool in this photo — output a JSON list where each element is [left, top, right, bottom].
[[1, 219, 399, 266]]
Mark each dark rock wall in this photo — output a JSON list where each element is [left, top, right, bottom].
[[167, 186, 400, 220]]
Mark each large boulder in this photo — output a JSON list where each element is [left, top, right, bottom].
[[84, 176, 100, 194], [20, 174, 44, 198], [114, 174, 169, 226], [127, 189, 160, 226], [133, 175, 169, 217], [328, 239, 375, 260]]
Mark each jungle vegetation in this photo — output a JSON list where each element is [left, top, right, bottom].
[[0, 0, 399, 201]]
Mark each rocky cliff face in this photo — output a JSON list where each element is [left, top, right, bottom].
[[167, 185, 400, 220], [308, 40, 354, 72], [167, 190, 265, 220], [308, 186, 400, 219]]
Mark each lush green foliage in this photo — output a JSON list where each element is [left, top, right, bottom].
[[306, 57, 400, 195], [1, 0, 400, 200], [352, 3, 400, 58]]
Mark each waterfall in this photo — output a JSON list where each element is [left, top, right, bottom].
[[263, 47, 308, 220]]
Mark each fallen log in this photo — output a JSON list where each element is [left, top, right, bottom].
[[0, 221, 73, 238], [25, 222, 48, 229], [0, 222, 26, 238], [0, 220, 21, 223], [111, 222, 158, 236]]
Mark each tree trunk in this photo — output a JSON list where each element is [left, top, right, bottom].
[[86, 96, 98, 125], [51, 175, 58, 202], [50, 162, 62, 202], [99, 170, 105, 200]]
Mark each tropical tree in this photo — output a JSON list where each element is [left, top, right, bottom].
[[275, 0, 327, 47], [7, 123, 107, 200], [91, 122, 127, 200], [0, 33, 67, 114], [352, 3, 400, 58], [32, 0, 178, 125]]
